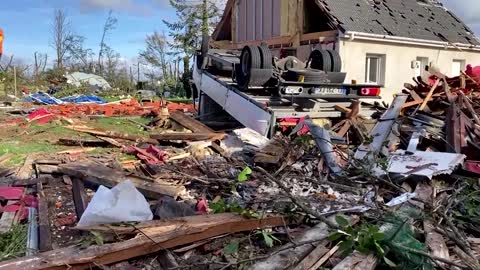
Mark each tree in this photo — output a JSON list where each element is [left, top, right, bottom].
[[163, 0, 221, 58], [98, 10, 118, 74], [34, 52, 48, 81], [139, 32, 169, 77], [51, 9, 77, 69], [162, 0, 222, 97]]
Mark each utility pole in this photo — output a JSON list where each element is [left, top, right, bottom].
[[137, 60, 140, 88]]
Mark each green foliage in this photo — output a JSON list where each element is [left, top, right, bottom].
[[452, 178, 480, 227], [0, 224, 27, 261], [209, 198, 260, 219], [257, 230, 280, 248], [329, 216, 385, 257], [237, 166, 252, 183], [223, 242, 239, 255]]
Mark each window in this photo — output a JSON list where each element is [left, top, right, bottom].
[[452, 59, 465, 77], [365, 54, 385, 84], [416, 57, 429, 77]]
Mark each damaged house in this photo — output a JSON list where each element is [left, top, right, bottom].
[[212, 0, 480, 102]]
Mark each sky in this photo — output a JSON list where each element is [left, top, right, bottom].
[[1, 0, 480, 66]]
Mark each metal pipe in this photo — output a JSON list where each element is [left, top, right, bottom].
[[26, 207, 38, 256]]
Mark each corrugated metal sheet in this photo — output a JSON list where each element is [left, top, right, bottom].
[[236, 0, 284, 42]]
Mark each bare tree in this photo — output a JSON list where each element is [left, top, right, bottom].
[[139, 32, 169, 77], [98, 10, 118, 74], [34, 52, 48, 81], [51, 9, 74, 69], [103, 45, 120, 83]]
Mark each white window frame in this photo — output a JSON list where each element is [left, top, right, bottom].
[[452, 59, 466, 77], [365, 54, 385, 85]]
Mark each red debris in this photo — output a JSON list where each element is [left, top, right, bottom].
[[196, 198, 209, 214], [0, 187, 24, 200], [55, 213, 77, 227], [124, 145, 167, 165], [27, 108, 56, 125], [279, 117, 309, 135]]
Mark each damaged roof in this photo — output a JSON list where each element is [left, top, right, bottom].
[[316, 0, 479, 45]]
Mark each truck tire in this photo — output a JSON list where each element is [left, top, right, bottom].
[[308, 49, 332, 71], [327, 50, 342, 72], [285, 68, 329, 83], [258, 44, 273, 69]]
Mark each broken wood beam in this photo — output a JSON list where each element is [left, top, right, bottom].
[[58, 162, 185, 199], [65, 126, 158, 144], [151, 132, 225, 142], [16, 154, 35, 180], [0, 214, 285, 270], [248, 222, 330, 270], [57, 138, 111, 147], [169, 111, 214, 133], [418, 79, 440, 111], [71, 178, 88, 222], [37, 182, 52, 252], [354, 94, 408, 162]]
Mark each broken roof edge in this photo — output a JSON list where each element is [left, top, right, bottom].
[[341, 31, 480, 52], [211, 0, 235, 41]]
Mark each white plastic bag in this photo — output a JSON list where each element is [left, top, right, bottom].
[[78, 180, 153, 226]]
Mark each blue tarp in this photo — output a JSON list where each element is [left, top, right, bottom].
[[24, 92, 107, 105], [61, 95, 107, 104]]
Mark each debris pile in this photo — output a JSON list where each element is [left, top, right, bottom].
[[1, 72, 480, 270]]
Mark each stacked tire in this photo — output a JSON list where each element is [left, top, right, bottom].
[[236, 44, 274, 90], [285, 68, 329, 84], [307, 49, 342, 72]]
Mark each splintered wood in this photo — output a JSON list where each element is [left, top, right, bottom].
[[0, 214, 285, 270], [58, 162, 186, 199]]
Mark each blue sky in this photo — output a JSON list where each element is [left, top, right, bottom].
[[1, 0, 176, 64], [1, 0, 480, 66]]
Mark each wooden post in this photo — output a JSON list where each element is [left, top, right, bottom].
[[13, 66, 17, 97]]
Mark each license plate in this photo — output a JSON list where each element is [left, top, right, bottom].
[[314, 87, 346, 95]]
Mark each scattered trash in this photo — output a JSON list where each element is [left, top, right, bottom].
[[78, 181, 153, 226]]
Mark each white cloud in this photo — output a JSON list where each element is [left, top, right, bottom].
[[442, 0, 480, 31], [79, 0, 151, 15]]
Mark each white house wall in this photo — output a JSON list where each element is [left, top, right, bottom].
[[339, 39, 480, 103]]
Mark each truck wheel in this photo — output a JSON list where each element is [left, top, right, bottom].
[[327, 50, 342, 72], [258, 44, 273, 69], [285, 68, 329, 83], [308, 49, 332, 71]]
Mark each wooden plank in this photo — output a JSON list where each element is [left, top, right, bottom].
[[310, 244, 340, 270], [419, 79, 440, 111], [250, 223, 330, 270], [0, 214, 285, 270], [16, 154, 35, 180], [71, 178, 88, 221], [35, 165, 60, 174], [332, 252, 378, 270], [355, 94, 408, 162], [58, 162, 186, 199], [0, 201, 17, 233], [291, 243, 328, 270], [151, 132, 225, 142], [65, 126, 158, 145], [37, 182, 52, 252], [0, 154, 12, 165], [169, 111, 214, 133]]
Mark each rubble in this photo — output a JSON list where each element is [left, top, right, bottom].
[[2, 69, 480, 270]]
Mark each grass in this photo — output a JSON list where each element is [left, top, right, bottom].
[[0, 140, 65, 166], [167, 97, 192, 104], [89, 116, 151, 136], [0, 224, 27, 262]]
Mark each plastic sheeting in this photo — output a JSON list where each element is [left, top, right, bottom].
[[65, 72, 111, 90], [24, 92, 107, 105]]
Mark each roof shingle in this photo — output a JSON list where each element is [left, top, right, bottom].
[[317, 0, 480, 45]]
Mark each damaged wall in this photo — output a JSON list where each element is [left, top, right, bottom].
[[339, 39, 480, 103]]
